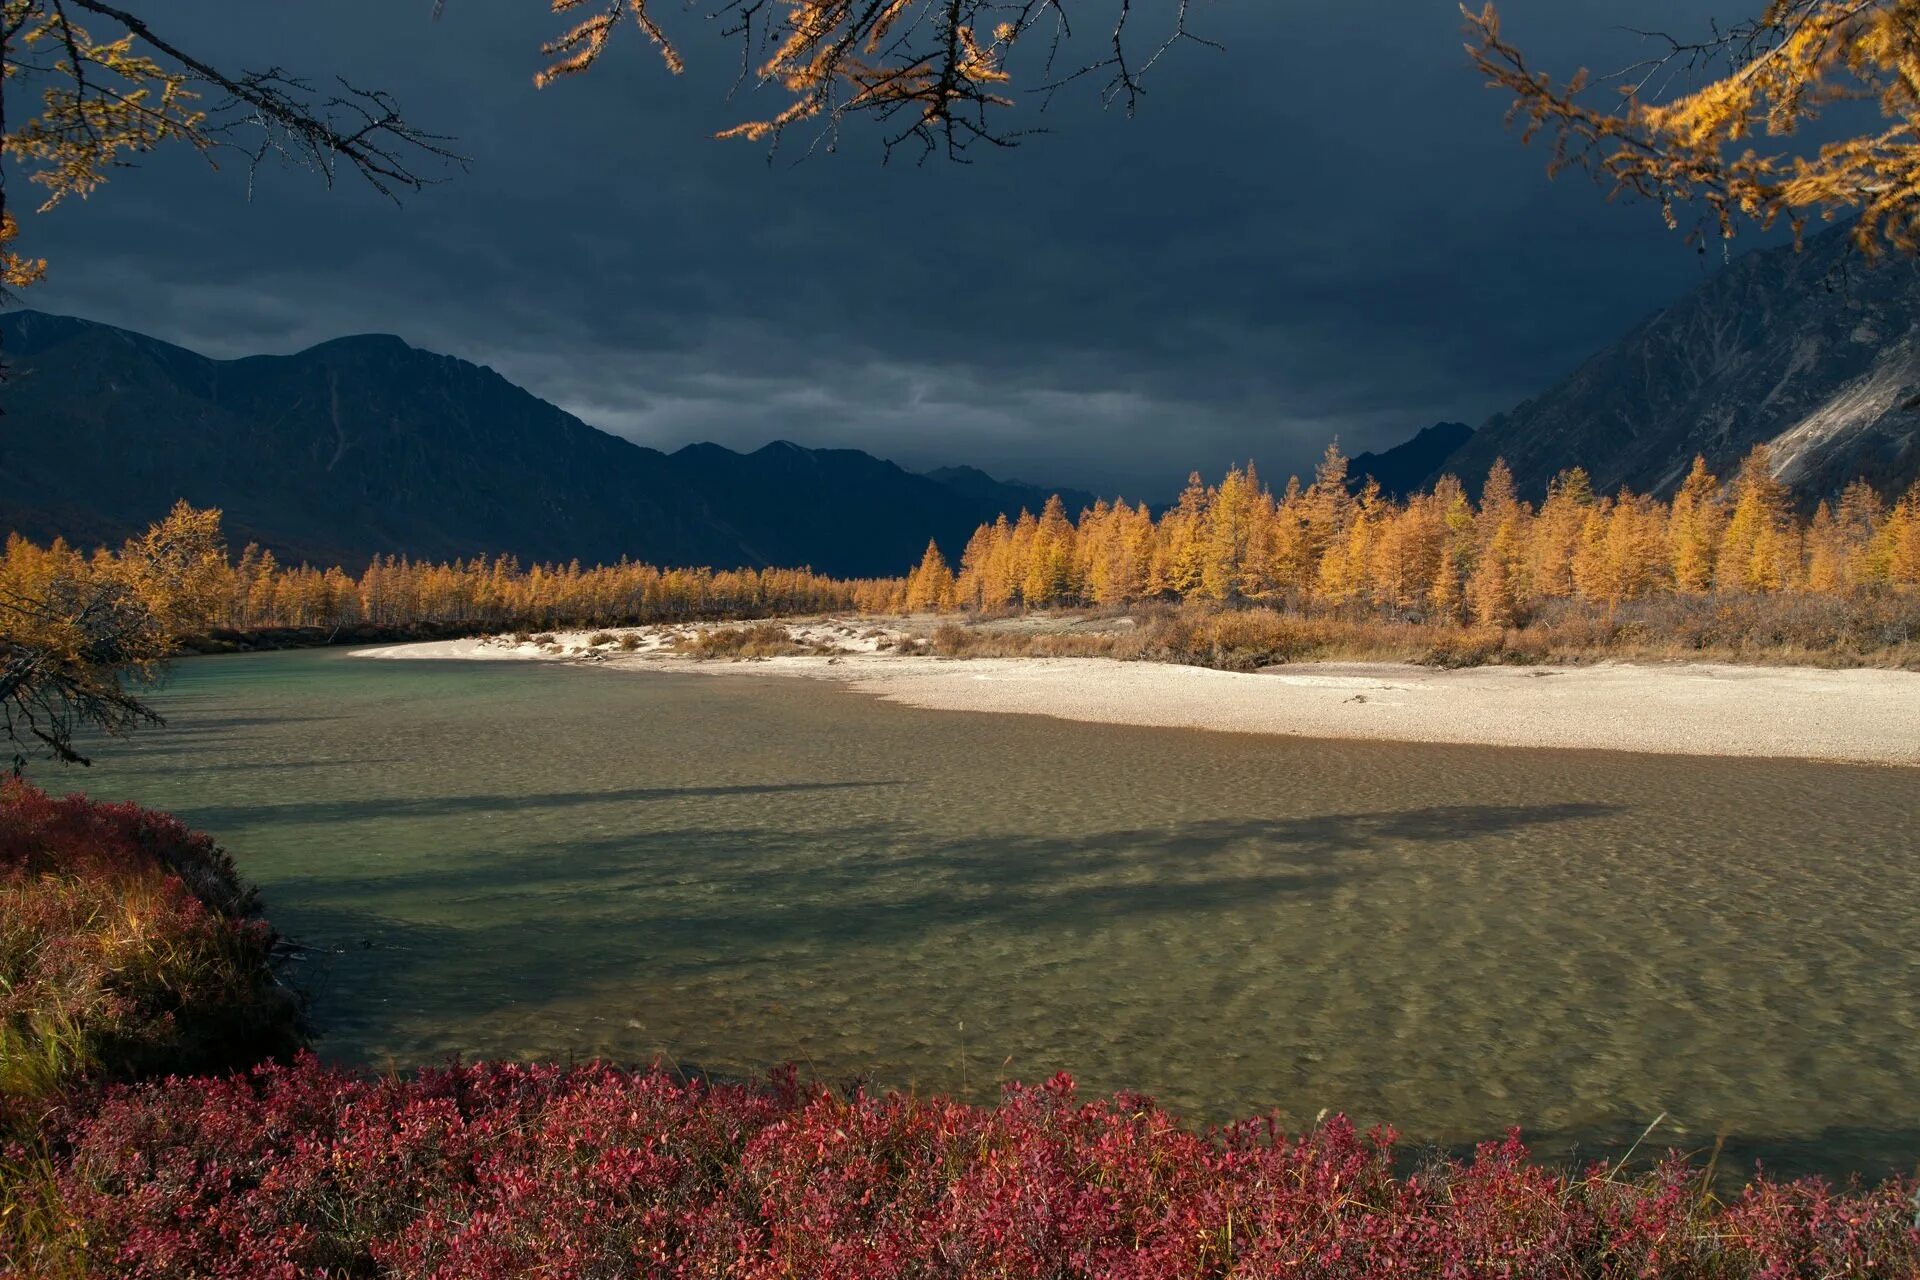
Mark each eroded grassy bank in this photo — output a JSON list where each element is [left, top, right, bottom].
[[663, 594, 1920, 672]]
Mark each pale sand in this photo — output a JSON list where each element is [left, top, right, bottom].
[[353, 621, 1920, 766]]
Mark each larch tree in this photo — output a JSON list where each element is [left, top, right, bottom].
[[1830, 478, 1889, 588], [1428, 475, 1476, 623], [1198, 463, 1259, 603], [1317, 477, 1381, 608], [1112, 501, 1158, 604], [1468, 459, 1529, 619], [1529, 467, 1593, 600], [1370, 490, 1442, 612], [1804, 500, 1849, 592], [1875, 484, 1920, 582], [1468, 1, 1920, 254], [1300, 443, 1354, 588], [1020, 494, 1078, 607], [954, 523, 996, 612], [533, 0, 1920, 255], [27, 4, 1920, 287], [1265, 475, 1311, 600], [0, 501, 226, 769], [1157, 474, 1211, 601], [522, 0, 1216, 161], [1719, 445, 1794, 592], [980, 513, 1018, 611], [3, 1, 1215, 284], [904, 538, 955, 612], [1468, 513, 1527, 627], [1667, 457, 1725, 593]]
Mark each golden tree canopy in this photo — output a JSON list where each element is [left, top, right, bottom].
[[25, 2, 1920, 295], [1, 1, 1205, 287], [1468, 1, 1920, 253], [524, 0, 1211, 159]]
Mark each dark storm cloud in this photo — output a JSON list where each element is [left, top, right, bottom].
[[18, 1, 1753, 496]]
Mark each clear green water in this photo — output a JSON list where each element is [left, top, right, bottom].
[[57, 649, 1920, 1177]]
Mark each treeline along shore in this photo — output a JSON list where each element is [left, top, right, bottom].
[[10, 443, 1920, 670]]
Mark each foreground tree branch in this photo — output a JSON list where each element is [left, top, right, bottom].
[[1467, 1, 1920, 254], [0, 0, 461, 291], [0, 502, 228, 769], [525, 0, 1217, 160]]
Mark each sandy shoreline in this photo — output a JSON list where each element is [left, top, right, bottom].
[[353, 621, 1920, 766]]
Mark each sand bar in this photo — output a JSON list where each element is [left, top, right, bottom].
[[354, 623, 1920, 766]]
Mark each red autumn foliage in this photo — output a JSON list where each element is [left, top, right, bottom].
[[14, 1055, 1916, 1278], [0, 780, 299, 1115], [5, 786, 1916, 1276]]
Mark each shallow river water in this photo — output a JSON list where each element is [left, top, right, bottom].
[[62, 649, 1920, 1178]]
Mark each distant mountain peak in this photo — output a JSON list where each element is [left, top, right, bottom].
[[302, 332, 417, 355], [1347, 421, 1474, 499]]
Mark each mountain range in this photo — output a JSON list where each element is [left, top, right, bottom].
[[0, 311, 1094, 577], [8, 219, 1920, 576]]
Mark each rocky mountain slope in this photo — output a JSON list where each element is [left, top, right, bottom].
[[1434, 224, 1920, 502]]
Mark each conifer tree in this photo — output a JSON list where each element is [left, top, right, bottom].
[[1805, 502, 1848, 594], [1199, 464, 1259, 603], [1470, 1, 1920, 256], [1005, 510, 1039, 608], [1871, 485, 1920, 585], [1468, 515, 1522, 626], [1266, 476, 1312, 600], [1570, 499, 1614, 604], [1318, 478, 1380, 607], [1020, 495, 1079, 607], [1301, 443, 1354, 586], [1159, 475, 1211, 600], [1371, 492, 1444, 612], [1428, 476, 1476, 622], [1530, 468, 1592, 601], [1719, 446, 1793, 593], [1668, 457, 1726, 593], [905, 540, 956, 612]]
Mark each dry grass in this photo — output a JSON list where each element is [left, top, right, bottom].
[[671, 622, 844, 660], [924, 594, 1920, 672]]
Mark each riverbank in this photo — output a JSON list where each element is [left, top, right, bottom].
[[354, 618, 1920, 765], [177, 620, 480, 655]]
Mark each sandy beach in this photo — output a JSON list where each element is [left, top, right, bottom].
[[353, 620, 1920, 766]]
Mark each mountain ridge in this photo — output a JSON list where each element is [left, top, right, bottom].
[[1348, 422, 1474, 499], [0, 311, 1097, 577], [1429, 223, 1920, 503]]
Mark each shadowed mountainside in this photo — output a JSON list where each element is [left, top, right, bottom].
[[1433, 224, 1920, 503], [0, 311, 1094, 576], [1347, 422, 1473, 499]]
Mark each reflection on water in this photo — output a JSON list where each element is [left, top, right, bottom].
[[62, 649, 1920, 1179]]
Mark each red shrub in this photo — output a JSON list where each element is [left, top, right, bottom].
[[6, 786, 1916, 1276], [15, 1057, 1916, 1278], [0, 780, 299, 1113]]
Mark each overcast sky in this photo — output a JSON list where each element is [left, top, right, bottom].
[[16, 1, 1762, 497]]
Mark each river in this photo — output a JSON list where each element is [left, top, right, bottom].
[[61, 648, 1920, 1179]]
